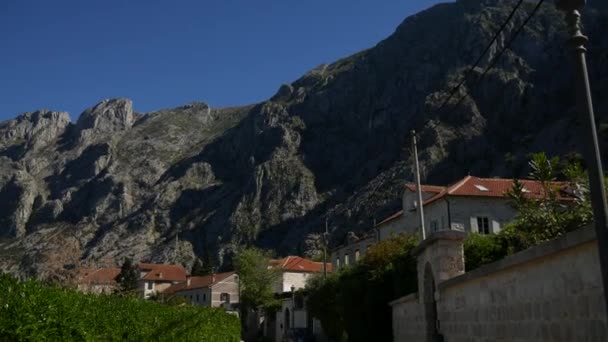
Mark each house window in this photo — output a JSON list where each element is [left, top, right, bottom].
[[336, 258, 340, 269], [203, 293, 207, 302], [430, 220, 438, 233], [196, 294, 200, 302], [344, 253, 349, 266], [477, 217, 490, 234], [220, 293, 230, 303], [146, 282, 153, 290], [355, 249, 360, 262]]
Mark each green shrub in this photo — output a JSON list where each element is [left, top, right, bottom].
[[463, 233, 507, 271], [0, 274, 240, 341]]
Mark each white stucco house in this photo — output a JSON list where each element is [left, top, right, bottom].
[[268, 256, 332, 293], [164, 271, 239, 309], [331, 175, 574, 270], [263, 256, 331, 342]]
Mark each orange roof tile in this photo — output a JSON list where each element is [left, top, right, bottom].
[[269, 256, 332, 273], [80, 267, 121, 286], [423, 176, 572, 206], [376, 210, 403, 226], [164, 272, 235, 294], [139, 263, 187, 282], [404, 184, 446, 193]]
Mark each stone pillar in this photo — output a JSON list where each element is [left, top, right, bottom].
[[412, 231, 466, 305]]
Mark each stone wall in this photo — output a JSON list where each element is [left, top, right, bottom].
[[390, 293, 427, 341], [391, 226, 608, 341]]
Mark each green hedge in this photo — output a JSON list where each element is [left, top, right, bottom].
[[306, 235, 418, 342], [0, 274, 240, 341]]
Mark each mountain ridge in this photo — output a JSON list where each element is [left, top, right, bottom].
[[1, 0, 607, 279]]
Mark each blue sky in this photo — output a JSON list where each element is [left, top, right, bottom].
[[0, 0, 445, 122]]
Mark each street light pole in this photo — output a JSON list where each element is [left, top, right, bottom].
[[411, 130, 426, 240], [556, 0, 608, 315], [323, 218, 328, 280], [290, 285, 296, 329]]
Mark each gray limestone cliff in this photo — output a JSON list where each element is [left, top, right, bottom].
[[1, 0, 607, 278]]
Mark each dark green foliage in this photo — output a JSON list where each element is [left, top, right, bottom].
[[306, 235, 418, 342], [190, 258, 212, 277], [463, 233, 508, 271], [116, 257, 139, 293], [305, 274, 346, 342], [233, 247, 280, 312], [0, 274, 240, 341]]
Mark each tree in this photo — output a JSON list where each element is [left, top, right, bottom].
[[506, 152, 593, 246], [190, 258, 212, 276], [116, 258, 139, 294], [465, 152, 595, 271], [306, 234, 418, 342], [233, 247, 280, 311], [233, 247, 281, 339]]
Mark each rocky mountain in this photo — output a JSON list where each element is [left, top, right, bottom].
[[1, 0, 607, 279]]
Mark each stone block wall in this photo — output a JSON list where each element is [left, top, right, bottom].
[[391, 226, 608, 341], [391, 293, 427, 341], [438, 229, 606, 341]]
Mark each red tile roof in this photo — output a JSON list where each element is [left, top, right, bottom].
[[80, 267, 121, 285], [164, 272, 235, 294], [376, 210, 404, 226], [139, 263, 187, 282], [404, 184, 446, 193], [376, 176, 572, 228], [423, 176, 572, 206], [269, 256, 332, 273]]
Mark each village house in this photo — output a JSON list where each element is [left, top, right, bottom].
[[164, 272, 239, 309], [268, 256, 332, 293], [77, 267, 121, 294], [263, 256, 332, 342], [77, 262, 188, 297], [138, 263, 187, 298], [331, 175, 574, 270]]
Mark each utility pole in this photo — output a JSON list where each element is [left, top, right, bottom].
[[411, 130, 426, 240], [323, 218, 328, 280], [556, 0, 608, 315]]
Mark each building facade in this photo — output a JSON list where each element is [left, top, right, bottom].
[[138, 263, 187, 298], [165, 272, 239, 309], [331, 176, 573, 270]]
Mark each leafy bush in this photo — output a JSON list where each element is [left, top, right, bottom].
[[465, 152, 594, 271], [0, 274, 240, 341], [306, 234, 418, 342]]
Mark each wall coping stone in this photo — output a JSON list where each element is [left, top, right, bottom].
[[389, 292, 418, 307], [438, 224, 596, 291], [412, 230, 467, 256]]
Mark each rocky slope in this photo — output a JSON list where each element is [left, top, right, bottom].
[[1, 0, 607, 279]]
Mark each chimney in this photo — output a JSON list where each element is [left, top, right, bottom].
[[158, 272, 163, 279], [212, 273, 216, 283], [187, 277, 191, 286]]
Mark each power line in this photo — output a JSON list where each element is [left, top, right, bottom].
[[422, 0, 546, 135], [432, 0, 526, 117]]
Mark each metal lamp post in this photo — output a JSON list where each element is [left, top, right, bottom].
[[555, 0, 608, 315]]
